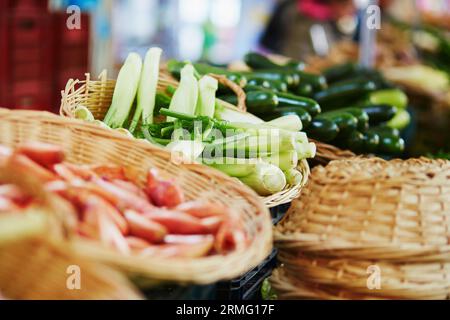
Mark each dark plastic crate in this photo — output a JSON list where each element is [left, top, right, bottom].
[[270, 203, 290, 225], [142, 283, 217, 300], [140, 249, 278, 300], [215, 249, 278, 300]]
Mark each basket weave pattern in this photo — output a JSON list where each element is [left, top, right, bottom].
[[271, 157, 450, 299], [59, 71, 310, 208], [309, 139, 356, 166], [0, 108, 273, 284], [0, 237, 142, 299], [0, 168, 142, 300]]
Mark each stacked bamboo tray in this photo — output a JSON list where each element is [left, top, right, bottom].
[[271, 157, 450, 299]]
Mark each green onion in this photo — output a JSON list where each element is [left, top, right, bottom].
[[104, 52, 142, 128], [115, 128, 134, 138], [144, 136, 171, 146], [204, 157, 260, 177], [262, 150, 298, 171], [295, 141, 316, 159], [159, 108, 197, 121], [214, 101, 264, 124], [293, 131, 308, 143], [267, 115, 302, 132], [166, 140, 205, 164], [74, 105, 95, 121], [92, 120, 110, 129], [223, 134, 296, 158], [239, 163, 286, 196], [284, 168, 303, 185]]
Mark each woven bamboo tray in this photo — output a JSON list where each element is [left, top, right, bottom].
[[270, 267, 386, 300], [277, 251, 450, 299], [0, 107, 273, 284], [272, 157, 450, 300], [271, 262, 450, 300], [0, 168, 142, 300], [59, 71, 310, 208], [275, 157, 450, 260]]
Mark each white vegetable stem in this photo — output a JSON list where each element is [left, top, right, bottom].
[[214, 101, 264, 124], [104, 52, 142, 128], [168, 64, 198, 121], [263, 150, 298, 171], [74, 105, 94, 121], [130, 47, 162, 132], [295, 141, 316, 159], [196, 75, 218, 118], [205, 157, 260, 178], [166, 140, 205, 164], [239, 163, 286, 196], [267, 115, 303, 132], [284, 168, 303, 186]]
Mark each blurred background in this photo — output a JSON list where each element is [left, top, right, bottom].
[[0, 0, 448, 115]]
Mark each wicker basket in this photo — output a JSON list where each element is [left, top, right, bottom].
[[270, 267, 386, 300], [277, 251, 450, 299], [59, 71, 310, 208], [275, 157, 450, 258], [0, 167, 142, 300], [0, 107, 273, 284], [309, 139, 356, 166], [0, 231, 143, 300], [271, 157, 450, 299]]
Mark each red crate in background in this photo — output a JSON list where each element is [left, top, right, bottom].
[[1, 0, 48, 10], [52, 11, 90, 109], [10, 80, 53, 110], [0, 1, 90, 113], [0, 5, 7, 103], [0, 0, 54, 110], [53, 11, 90, 46]]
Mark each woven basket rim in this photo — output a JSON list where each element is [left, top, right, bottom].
[[0, 107, 273, 284]]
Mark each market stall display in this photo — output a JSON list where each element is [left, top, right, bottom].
[[60, 50, 313, 207], [304, 22, 450, 156], [0, 108, 273, 284], [306, 36, 450, 109], [225, 52, 411, 162], [271, 157, 450, 299], [1, 0, 450, 303]]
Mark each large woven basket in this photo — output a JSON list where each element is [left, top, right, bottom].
[[0, 107, 273, 284], [59, 71, 310, 208], [309, 139, 356, 166], [272, 157, 450, 299], [0, 167, 142, 300], [275, 157, 450, 258]]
